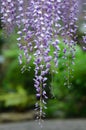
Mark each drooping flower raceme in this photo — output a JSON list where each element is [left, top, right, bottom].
[[82, 2, 86, 49], [59, 0, 79, 87], [1, 0, 86, 125], [1, 0, 16, 34]]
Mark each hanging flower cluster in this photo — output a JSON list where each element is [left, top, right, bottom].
[[1, 0, 16, 34], [1, 0, 86, 125], [82, 2, 86, 48], [59, 0, 79, 87]]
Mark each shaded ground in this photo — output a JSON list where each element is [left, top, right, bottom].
[[0, 111, 34, 122], [0, 119, 86, 130]]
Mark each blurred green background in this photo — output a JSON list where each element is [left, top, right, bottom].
[[0, 19, 86, 120]]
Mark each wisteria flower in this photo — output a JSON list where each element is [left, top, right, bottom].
[[1, 0, 86, 126]]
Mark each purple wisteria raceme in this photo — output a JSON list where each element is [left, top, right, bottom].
[[28, 0, 61, 122], [1, 0, 85, 125], [1, 0, 16, 34], [82, 2, 86, 50], [59, 0, 79, 87]]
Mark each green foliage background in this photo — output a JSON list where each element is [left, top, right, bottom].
[[0, 28, 86, 118]]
